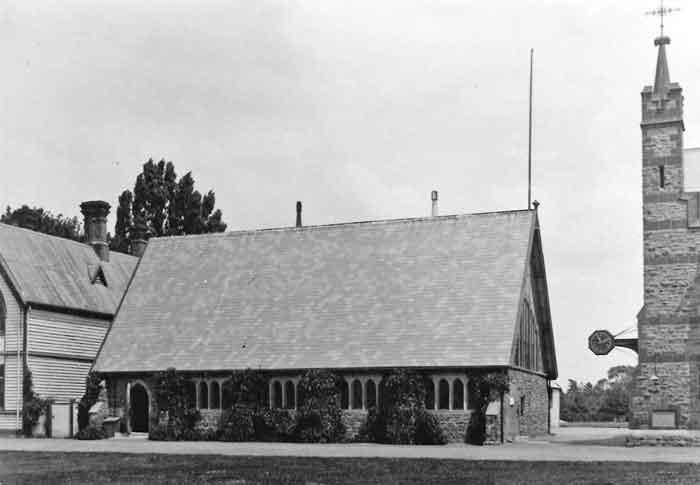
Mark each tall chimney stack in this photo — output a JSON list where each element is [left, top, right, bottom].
[[431, 190, 438, 217], [80, 200, 111, 262], [130, 215, 149, 258], [296, 201, 302, 227]]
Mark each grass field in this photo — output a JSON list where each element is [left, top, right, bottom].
[[0, 451, 699, 484]]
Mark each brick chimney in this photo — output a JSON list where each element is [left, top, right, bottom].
[[131, 216, 149, 258], [80, 201, 111, 262], [431, 190, 438, 217]]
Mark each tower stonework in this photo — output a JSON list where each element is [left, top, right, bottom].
[[633, 35, 700, 429]]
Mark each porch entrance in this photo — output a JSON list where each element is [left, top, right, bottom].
[[130, 383, 149, 433]]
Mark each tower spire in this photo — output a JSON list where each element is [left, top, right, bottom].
[[653, 36, 671, 96]]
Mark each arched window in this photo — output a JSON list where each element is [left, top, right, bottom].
[[210, 381, 220, 409], [438, 379, 450, 410], [273, 381, 283, 408], [340, 380, 349, 409], [284, 381, 295, 409], [366, 380, 377, 409], [425, 379, 435, 409], [184, 380, 197, 408], [453, 379, 464, 410], [199, 381, 209, 409], [0, 292, 5, 336], [352, 379, 363, 409]]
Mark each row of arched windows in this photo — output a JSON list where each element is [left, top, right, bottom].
[[193, 379, 225, 410], [189, 375, 474, 412], [270, 379, 297, 409]]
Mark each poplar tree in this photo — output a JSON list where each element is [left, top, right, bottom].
[[111, 159, 227, 254]]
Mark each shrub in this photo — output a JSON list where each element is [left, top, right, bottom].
[[77, 372, 102, 431], [74, 425, 108, 440], [219, 404, 256, 442], [21, 365, 49, 437], [364, 369, 445, 445], [294, 370, 345, 443], [464, 371, 509, 444], [150, 368, 200, 440], [254, 408, 294, 441]]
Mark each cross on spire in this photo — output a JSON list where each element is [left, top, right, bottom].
[[645, 0, 680, 37]]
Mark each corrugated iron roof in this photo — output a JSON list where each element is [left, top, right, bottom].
[[0, 223, 137, 315], [94, 210, 537, 372]]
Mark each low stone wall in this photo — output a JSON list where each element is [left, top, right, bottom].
[[626, 435, 700, 447], [341, 410, 367, 439], [197, 409, 223, 431], [429, 410, 472, 443]]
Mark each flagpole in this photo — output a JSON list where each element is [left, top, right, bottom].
[[528, 48, 534, 209]]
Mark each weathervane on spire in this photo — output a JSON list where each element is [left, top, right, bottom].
[[645, 0, 680, 37]]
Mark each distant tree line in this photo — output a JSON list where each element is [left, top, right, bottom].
[[560, 365, 635, 422], [2, 205, 82, 241]]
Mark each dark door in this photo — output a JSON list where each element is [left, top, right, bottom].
[[130, 384, 149, 432]]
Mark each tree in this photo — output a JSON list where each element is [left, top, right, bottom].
[[560, 366, 637, 422], [2, 205, 81, 241], [111, 159, 227, 253]]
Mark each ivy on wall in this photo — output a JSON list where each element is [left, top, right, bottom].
[[21, 364, 49, 437], [465, 370, 509, 444]]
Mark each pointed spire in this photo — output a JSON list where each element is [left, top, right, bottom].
[[653, 36, 671, 96]]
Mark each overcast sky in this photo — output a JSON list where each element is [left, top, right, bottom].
[[2, 0, 699, 387]]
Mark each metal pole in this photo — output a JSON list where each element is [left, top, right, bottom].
[[528, 48, 534, 209]]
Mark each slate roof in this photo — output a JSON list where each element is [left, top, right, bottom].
[[95, 209, 548, 373], [0, 223, 137, 316]]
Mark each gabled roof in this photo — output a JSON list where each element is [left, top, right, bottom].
[[0, 223, 137, 316], [94, 209, 554, 373]]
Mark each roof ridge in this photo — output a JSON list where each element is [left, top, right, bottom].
[[0, 222, 137, 262], [151, 208, 536, 243]]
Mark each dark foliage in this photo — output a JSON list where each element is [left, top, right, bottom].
[[111, 159, 227, 254], [77, 372, 102, 431], [363, 369, 446, 445], [294, 370, 345, 443], [560, 366, 636, 422], [150, 368, 200, 441], [21, 365, 49, 437], [74, 424, 108, 440], [2, 205, 81, 241], [464, 370, 509, 445]]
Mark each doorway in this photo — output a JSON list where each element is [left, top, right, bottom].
[[130, 383, 149, 433]]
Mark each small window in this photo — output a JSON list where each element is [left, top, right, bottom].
[[453, 379, 464, 411], [0, 293, 5, 336], [0, 364, 4, 410], [425, 380, 435, 410], [438, 379, 450, 410], [520, 395, 526, 416], [199, 381, 209, 409], [284, 381, 295, 409], [659, 165, 665, 188], [352, 379, 363, 409], [210, 381, 220, 409], [366, 380, 377, 409], [340, 380, 349, 409], [272, 381, 283, 408]]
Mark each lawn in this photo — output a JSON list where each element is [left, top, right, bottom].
[[0, 451, 699, 484]]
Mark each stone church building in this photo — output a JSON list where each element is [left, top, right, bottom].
[[633, 33, 700, 429], [93, 203, 558, 443]]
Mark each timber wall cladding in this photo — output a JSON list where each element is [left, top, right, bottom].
[[26, 309, 108, 358], [26, 309, 109, 401], [0, 272, 23, 415]]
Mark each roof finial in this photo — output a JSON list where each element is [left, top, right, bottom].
[[645, 0, 680, 38]]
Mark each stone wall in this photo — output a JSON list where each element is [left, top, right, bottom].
[[635, 77, 700, 429], [430, 410, 473, 443], [507, 369, 549, 437]]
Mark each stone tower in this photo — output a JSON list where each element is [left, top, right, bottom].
[[633, 34, 700, 429]]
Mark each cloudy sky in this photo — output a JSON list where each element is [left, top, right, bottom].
[[2, 0, 699, 386]]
